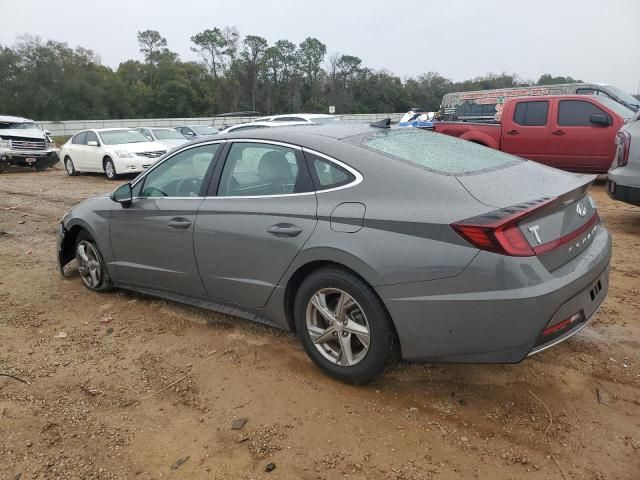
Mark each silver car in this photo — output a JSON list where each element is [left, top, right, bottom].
[[607, 112, 640, 206], [58, 125, 611, 383]]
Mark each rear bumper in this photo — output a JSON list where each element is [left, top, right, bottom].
[[377, 227, 612, 363], [0, 149, 60, 168], [606, 179, 640, 207]]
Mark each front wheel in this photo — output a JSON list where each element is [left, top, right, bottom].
[[104, 158, 118, 180], [294, 267, 396, 384], [64, 157, 77, 176], [75, 231, 113, 292]]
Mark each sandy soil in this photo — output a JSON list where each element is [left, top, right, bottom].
[[1, 166, 639, 480]]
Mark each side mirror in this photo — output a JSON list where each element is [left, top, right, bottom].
[[87, 140, 99, 146], [590, 114, 610, 126], [110, 183, 133, 207], [44, 130, 51, 135], [185, 131, 195, 137]]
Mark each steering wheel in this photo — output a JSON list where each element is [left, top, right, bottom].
[[176, 177, 202, 197], [142, 186, 168, 197]]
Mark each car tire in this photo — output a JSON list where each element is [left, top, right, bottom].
[[64, 157, 77, 176], [75, 231, 114, 292], [104, 158, 118, 180], [0, 162, 7, 174], [294, 267, 396, 384]]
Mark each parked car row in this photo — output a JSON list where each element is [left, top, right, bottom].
[[58, 114, 339, 179]]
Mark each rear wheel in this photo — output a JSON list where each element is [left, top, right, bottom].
[[104, 158, 118, 180], [64, 157, 77, 176], [294, 267, 396, 384], [75, 231, 113, 292]]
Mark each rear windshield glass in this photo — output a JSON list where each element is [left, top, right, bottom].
[[347, 129, 521, 175]]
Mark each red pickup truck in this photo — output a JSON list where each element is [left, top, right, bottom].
[[432, 95, 634, 173]]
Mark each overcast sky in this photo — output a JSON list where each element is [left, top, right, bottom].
[[1, 0, 639, 93]]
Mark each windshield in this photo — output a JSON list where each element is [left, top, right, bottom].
[[603, 85, 640, 110], [193, 126, 219, 135], [0, 121, 40, 130], [593, 96, 635, 119], [99, 130, 149, 145], [153, 129, 186, 140], [349, 129, 520, 175]]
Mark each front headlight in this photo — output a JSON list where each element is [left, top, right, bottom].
[[0, 138, 10, 149], [115, 150, 134, 158]]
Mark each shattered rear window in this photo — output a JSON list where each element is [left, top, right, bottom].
[[345, 129, 522, 175]]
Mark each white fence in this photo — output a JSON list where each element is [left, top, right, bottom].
[[40, 113, 405, 137]]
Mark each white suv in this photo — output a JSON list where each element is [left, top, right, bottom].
[[60, 128, 167, 180]]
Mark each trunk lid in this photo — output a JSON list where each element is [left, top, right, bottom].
[[456, 161, 600, 270]]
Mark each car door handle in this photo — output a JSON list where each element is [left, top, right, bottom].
[[267, 223, 303, 237], [506, 129, 520, 135], [167, 217, 192, 230], [552, 130, 566, 136]]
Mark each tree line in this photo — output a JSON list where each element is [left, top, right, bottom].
[[0, 29, 583, 121]]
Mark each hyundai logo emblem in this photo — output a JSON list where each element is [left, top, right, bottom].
[[576, 202, 587, 217]]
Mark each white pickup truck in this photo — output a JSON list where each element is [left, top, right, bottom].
[[0, 115, 60, 173]]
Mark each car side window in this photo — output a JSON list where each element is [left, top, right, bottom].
[[139, 143, 220, 198], [72, 132, 88, 145], [513, 101, 548, 126], [305, 152, 354, 190], [217, 142, 313, 197], [558, 100, 611, 126], [85, 131, 99, 144]]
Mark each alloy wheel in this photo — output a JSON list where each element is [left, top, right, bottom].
[[76, 240, 102, 289], [305, 288, 370, 366], [65, 158, 74, 175], [105, 161, 115, 179]]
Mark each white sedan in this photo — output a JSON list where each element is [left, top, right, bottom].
[[60, 128, 168, 180]]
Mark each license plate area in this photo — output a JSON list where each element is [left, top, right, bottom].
[[25, 157, 36, 163]]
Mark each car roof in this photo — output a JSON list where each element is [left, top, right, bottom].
[[137, 126, 176, 130], [0, 115, 34, 123], [263, 113, 336, 120]]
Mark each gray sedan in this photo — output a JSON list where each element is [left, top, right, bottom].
[[58, 125, 611, 383]]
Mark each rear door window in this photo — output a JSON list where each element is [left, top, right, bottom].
[[558, 100, 611, 126], [217, 142, 313, 196], [347, 129, 520, 175], [513, 101, 549, 126]]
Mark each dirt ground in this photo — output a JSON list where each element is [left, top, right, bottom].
[[1, 166, 639, 480]]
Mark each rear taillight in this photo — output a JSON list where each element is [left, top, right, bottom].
[[616, 131, 631, 167], [451, 199, 553, 257]]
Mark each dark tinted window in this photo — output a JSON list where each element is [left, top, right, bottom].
[[513, 101, 548, 126], [72, 132, 88, 145], [218, 143, 312, 196], [305, 152, 354, 189], [558, 100, 611, 126], [86, 131, 99, 144]]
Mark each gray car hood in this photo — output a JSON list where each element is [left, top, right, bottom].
[[456, 161, 595, 208], [0, 128, 46, 139]]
